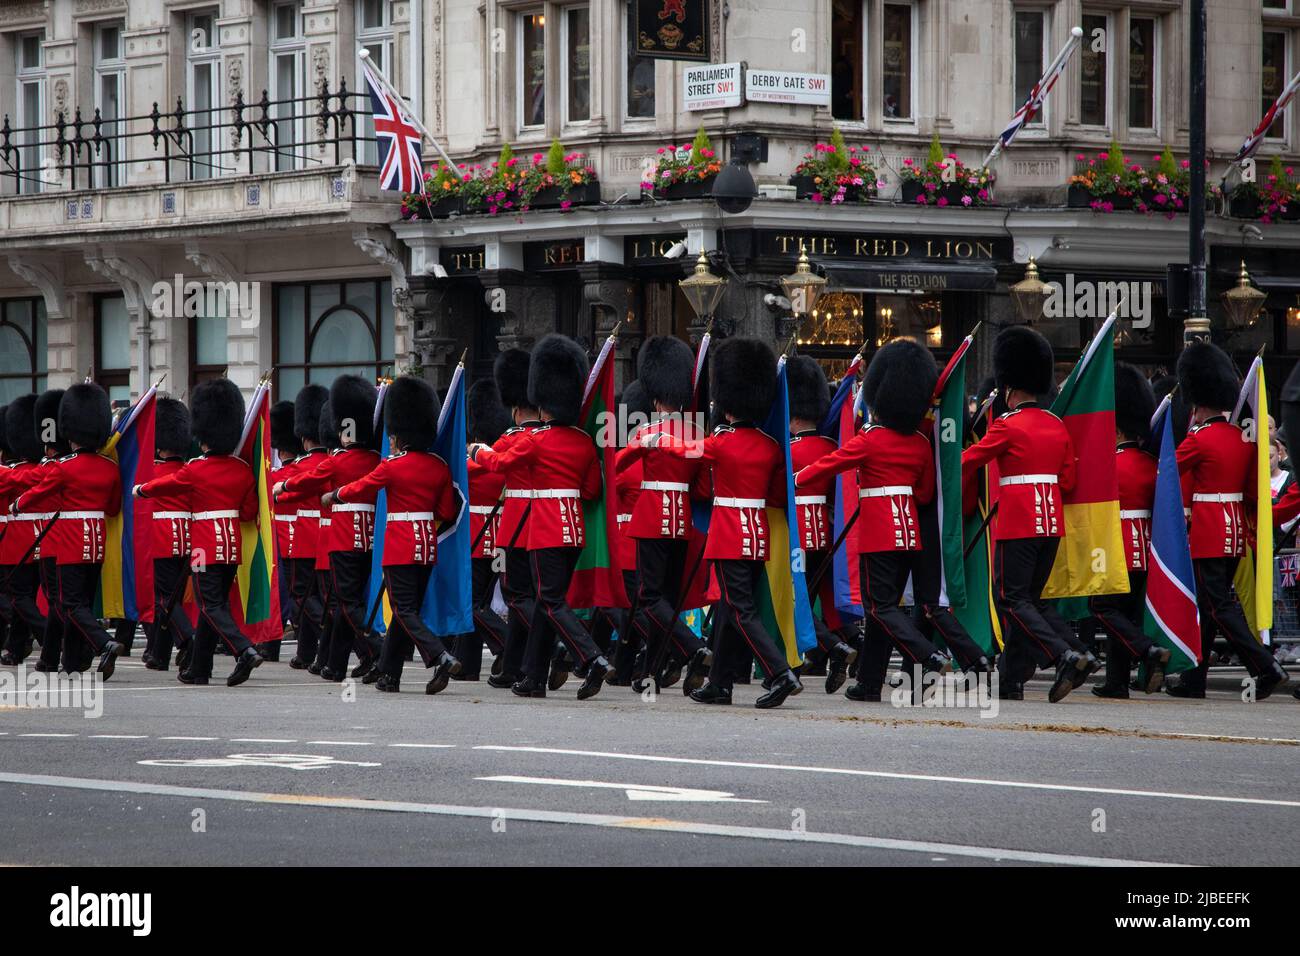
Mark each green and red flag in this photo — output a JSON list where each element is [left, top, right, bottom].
[[231, 380, 282, 643], [931, 331, 973, 609]]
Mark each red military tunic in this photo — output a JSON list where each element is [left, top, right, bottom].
[[336, 451, 456, 566], [1116, 442, 1157, 571], [962, 404, 1077, 540], [280, 446, 382, 554], [1176, 416, 1255, 560], [489, 422, 540, 550], [0, 462, 42, 565], [137, 454, 257, 566], [1274, 481, 1300, 527], [148, 457, 192, 559], [612, 455, 642, 571], [270, 455, 300, 560], [468, 456, 506, 559], [15, 449, 122, 564], [615, 415, 704, 541], [788, 430, 839, 552], [279, 447, 327, 561], [472, 423, 602, 550], [796, 424, 934, 553]]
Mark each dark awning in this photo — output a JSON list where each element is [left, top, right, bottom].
[[818, 261, 998, 292]]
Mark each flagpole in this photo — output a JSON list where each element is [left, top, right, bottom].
[[983, 26, 1083, 169], [359, 48, 457, 172], [1234, 68, 1300, 164]]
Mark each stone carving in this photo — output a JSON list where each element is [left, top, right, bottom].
[[0, 3, 45, 25], [51, 78, 69, 122]]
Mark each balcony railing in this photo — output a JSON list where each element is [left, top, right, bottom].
[[0, 79, 374, 194]]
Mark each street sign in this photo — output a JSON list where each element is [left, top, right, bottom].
[[683, 62, 743, 111], [745, 69, 832, 106]]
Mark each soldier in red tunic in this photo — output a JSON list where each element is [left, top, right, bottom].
[[275, 376, 382, 682], [797, 340, 949, 702], [326, 376, 459, 694], [962, 326, 1096, 703], [471, 335, 612, 700], [283, 385, 329, 671], [14, 385, 122, 677], [0, 396, 47, 666], [27, 390, 75, 672], [1088, 365, 1170, 697], [1168, 343, 1289, 699], [141, 398, 195, 672], [615, 336, 712, 693]]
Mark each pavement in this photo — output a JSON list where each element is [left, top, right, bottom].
[[1, 647, 1297, 867]]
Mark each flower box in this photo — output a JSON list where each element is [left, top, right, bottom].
[[789, 174, 818, 199], [1067, 184, 1093, 208], [530, 181, 602, 209], [1228, 194, 1261, 219], [657, 177, 715, 201]]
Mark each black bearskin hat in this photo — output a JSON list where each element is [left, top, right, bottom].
[[711, 337, 776, 423], [862, 339, 937, 433], [637, 336, 694, 410], [318, 400, 340, 450], [269, 400, 296, 455], [191, 378, 245, 456], [384, 376, 439, 451], [620, 379, 654, 421], [1177, 342, 1239, 413], [59, 383, 112, 451], [35, 389, 68, 456], [494, 348, 533, 410], [1114, 362, 1156, 444], [467, 378, 511, 445], [156, 397, 192, 455], [330, 375, 378, 449], [5, 395, 40, 463], [787, 355, 830, 426], [294, 383, 329, 442], [527, 334, 588, 427], [994, 325, 1055, 395]]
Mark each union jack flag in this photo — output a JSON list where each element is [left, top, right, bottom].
[[362, 59, 423, 192], [998, 35, 1080, 148], [1234, 69, 1300, 163]]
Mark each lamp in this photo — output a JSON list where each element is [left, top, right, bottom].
[[678, 250, 728, 323], [1009, 257, 1050, 325], [1220, 260, 1267, 329], [780, 244, 828, 318]]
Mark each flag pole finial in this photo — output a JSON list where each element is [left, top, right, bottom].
[[152, 371, 167, 390], [458, 348, 468, 367], [608, 319, 623, 341]]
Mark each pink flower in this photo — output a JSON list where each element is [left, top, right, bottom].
[[812, 193, 823, 202], [914, 194, 927, 204], [937, 197, 949, 207], [560, 200, 572, 210], [1098, 152, 1109, 161], [977, 188, 989, 200], [903, 157, 914, 166], [1181, 159, 1190, 169], [961, 195, 973, 207]]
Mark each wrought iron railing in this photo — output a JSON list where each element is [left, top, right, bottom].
[[0, 79, 374, 194]]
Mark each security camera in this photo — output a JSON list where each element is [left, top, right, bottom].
[[1052, 236, 1070, 250], [713, 158, 757, 215], [430, 263, 449, 279], [764, 293, 792, 310], [663, 240, 688, 259], [1241, 224, 1264, 242]]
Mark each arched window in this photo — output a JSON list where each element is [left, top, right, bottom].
[[0, 297, 48, 402], [273, 278, 394, 399]]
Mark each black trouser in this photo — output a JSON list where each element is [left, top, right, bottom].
[[993, 537, 1084, 682], [709, 558, 789, 687], [312, 568, 334, 669], [636, 538, 705, 666], [855, 551, 940, 691], [1090, 570, 1151, 688], [146, 555, 194, 667], [287, 557, 323, 664], [378, 564, 451, 680], [38, 557, 87, 672], [113, 618, 137, 650], [910, 505, 989, 670], [524, 547, 602, 682], [498, 547, 536, 679], [452, 557, 507, 679], [190, 563, 252, 678], [1, 563, 45, 660], [1178, 557, 1279, 692], [57, 563, 112, 656], [327, 550, 380, 673]]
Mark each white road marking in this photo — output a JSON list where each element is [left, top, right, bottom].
[[158, 736, 218, 741], [0, 770, 1182, 867], [388, 743, 456, 749], [477, 774, 767, 803], [475, 746, 1300, 810], [89, 735, 149, 740], [230, 738, 298, 743], [1168, 731, 1300, 745], [137, 753, 381, 771], [17, 733, 77, 738], [305, 740, 372, 746]]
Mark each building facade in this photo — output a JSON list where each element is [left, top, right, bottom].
[[2, 0, 1300, 405]]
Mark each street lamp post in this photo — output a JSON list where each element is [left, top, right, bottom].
[[1009, 257, 1051, 326], [780, 244, 827, 343], [678, 251, 728, 340], [1186, 0, 1210, 346]]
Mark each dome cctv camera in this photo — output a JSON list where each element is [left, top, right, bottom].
[[713, 159, 757, 215]]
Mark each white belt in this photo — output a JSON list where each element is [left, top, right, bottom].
[[469, 505, 496, 515], [795, 495, 827, 505], [388, 511, 435, 521], [617, 514, 631, 524], [320, 518, 332, 526], [532, 488, 580, 499], [1120, 509, 1152, 520], [641, 481, 689, 492], [62, 511, 105, 520], [274, 514, 295, 523], [296, 509, 321, 519], [859, 486, 912, 498], [333, 503, 376, 513], [154, 511, 191, 520], [714, 497, 765, 509], [1192, 493, 1243, 503], [504, 489, 532, 499], [193, 510, 239, 520], [12, 513, 48, 522], [1000, 474, 1058, 486]]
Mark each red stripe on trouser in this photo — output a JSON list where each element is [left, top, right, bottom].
[[716, 564, 777, 679], [995, 544, 1056, 660], [861, 554, 918, 662], [531, 552, 591, 668]]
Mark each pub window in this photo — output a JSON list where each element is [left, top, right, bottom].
[[518, 9, 546, 130], [831, 0, 865, 122], [1079, 11, 1110, 127], [270, 1, 307, 171], [186, 8, 220, 181], [0, 296, 48, 401], [1127, 16, 1156, 131], [563, 5, 591, 124], [189, 307, 229, 391], [273, 279, 394, 400], [357, 0, 397, 168], [624, 1, 655, 119], [1263, 29, 1289, 141], [93, 20, 126, 188], [1013, 8, 1047, 126], [95, 293, 132, 405], [881, 2, 915, 121]]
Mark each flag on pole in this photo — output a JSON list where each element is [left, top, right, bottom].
[[422, 364, 473, 635], [361, 56, 423, 193], [96, 386, 157, 622], [986, 26, 1083, 165], [1142, 403, 1201, 672], [819, 358, 863, 618], [1231, 355, 1273, 641], [1234, 69, 1300, 163], [367, 383, 395, 633], [1041, 313, 1130, 600], [232, 381, 281, 643], [931, 332, 975, 608]]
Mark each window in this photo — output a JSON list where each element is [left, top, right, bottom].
[[270, 1, 306, 170], [1263, 29, 1289, 140], [1079, 12, 1110, 126], [93, 21, 125, 187], [881, 3, 914, 121], [1128, 16, 1156, 130], [15, 32, 45, 194], [357, 0, 396, 166], [95, 294, 131, 405], [1013, 9, 1047, 125], [0, 297, 48, 401], [563, 6, 591, 123], [624, 1, 655, 119], [189, 307, 229, 390], [187, 9, 221, 180], [273, 279, 394, 399], [831, 0, 864, 121], [518, 11, 545, 129]]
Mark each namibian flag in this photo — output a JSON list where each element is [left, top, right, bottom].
[[568, 332, 626, 609], [1042, 313, 1130, 600], [1232, 355, 1273, 642], [1142, 399, 1200, 672], [232, 381, 281, 644], [819, 357, 863, 619], [97, 386, 157, 622]]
